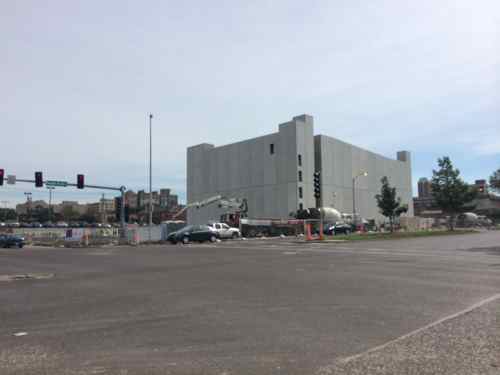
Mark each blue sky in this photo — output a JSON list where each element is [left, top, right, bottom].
[[1, 0, 499, 208]]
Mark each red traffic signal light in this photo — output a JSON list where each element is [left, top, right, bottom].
[[35, 171, 43, 187], [77, 174, 85, 189], [0, 169, 4, 186]]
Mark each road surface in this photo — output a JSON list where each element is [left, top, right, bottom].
[[1, 231, 499, 374]]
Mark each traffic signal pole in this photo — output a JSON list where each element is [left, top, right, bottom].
[[121, 188, 126, 237], [319, 209, 324, 240], [313, 171, 324, 240], [12, 179, 123, 192], [1, 172, 127, 237]]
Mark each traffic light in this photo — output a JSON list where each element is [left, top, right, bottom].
[[313, 171, 321, 199], [0, 169, 4, 186], [35, 171, 43, 187], [77, 174, 85, 189], [115, 197, 122, 220]]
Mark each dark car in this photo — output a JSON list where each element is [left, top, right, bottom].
[[167, 225, 218, 244], [0, 234, 25, 248], [324, 223, 353, 235]]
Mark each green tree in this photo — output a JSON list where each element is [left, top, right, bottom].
[[490, 168, 500, 193], [61, 206, 79, 222], [78, 213, 97, 224], [33, 208, 50, 223], [375, 176, 408, 232], [0, 208, 17, 221], [431, 156, 476, 230]]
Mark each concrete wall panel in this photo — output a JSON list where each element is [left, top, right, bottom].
[[187, 117, 412, 225], [315, 135, 413, 223]]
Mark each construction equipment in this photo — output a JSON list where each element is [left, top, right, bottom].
[[172, 195, 248, 223], [217, 198, 248, 230], [216, 197, 248, 215], [171, 195, 221, 220]]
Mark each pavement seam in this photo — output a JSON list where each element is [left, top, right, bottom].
[[334, 292, 500, 365]]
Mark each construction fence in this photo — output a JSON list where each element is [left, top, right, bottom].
[[125, 221, 187, 245], [1, 222, 187, 246], [0, 227, 121, 247]]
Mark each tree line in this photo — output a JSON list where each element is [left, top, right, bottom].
[[377, 157, 499, 231]]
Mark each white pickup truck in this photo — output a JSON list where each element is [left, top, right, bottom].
[[207, 222, 240, 239]]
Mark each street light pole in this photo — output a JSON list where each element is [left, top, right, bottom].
[[352, 171, 368, 225], [47, 186, 55, 223], [120, 186, 126, 236], [149, 113, 153, 243], [352, 177, 356, 218], [24, 192, 32, 223]]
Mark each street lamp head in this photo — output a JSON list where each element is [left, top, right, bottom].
[[354, 171, 368, 179]]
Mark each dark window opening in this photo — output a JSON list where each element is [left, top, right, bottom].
[[298, 170, 302, 182], [299, 187, 303, 199], [270, 144, 275, 154], [298, 154, 302, 166], [299, 203, 303, 210]]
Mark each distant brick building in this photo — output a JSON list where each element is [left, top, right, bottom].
[[417, 177, 432, 198]]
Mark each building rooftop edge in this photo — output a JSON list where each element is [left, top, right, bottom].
[[188, 115, 409, 163], [188, 114, 313, 151], [189, 132, 280, 152], [315, 134, 410, 164]]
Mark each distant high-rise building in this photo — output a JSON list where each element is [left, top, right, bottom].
[[124, 190, 138, 209], [135, 188, 180, 217], [167, 194, 178, 210], [137, 190, 146, 208], [159, 189, 171, 208], [418, 178, 432, 198]]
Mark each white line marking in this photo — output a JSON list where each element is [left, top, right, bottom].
[[299, 247, 483, 260], [337, 293, 500, 364]]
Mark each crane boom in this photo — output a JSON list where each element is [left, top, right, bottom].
[[172, 194, 247, 219]]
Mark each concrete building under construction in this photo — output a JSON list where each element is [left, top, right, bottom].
[[187, 114, 413, 225]]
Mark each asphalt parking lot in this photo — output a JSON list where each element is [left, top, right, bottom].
[[1, 231, 499, 374]]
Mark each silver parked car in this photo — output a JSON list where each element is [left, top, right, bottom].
[[207, 222, 240, 239]]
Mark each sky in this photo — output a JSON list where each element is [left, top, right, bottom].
[[1, 0, 499, 208]]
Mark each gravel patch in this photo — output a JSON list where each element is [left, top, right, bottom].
[[317, 298, 500, 375]]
